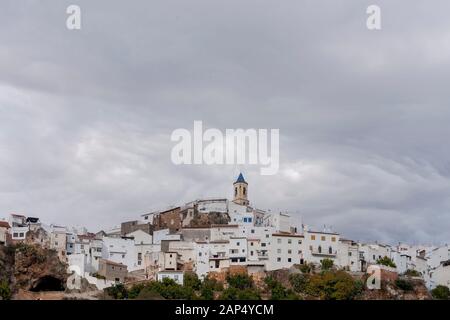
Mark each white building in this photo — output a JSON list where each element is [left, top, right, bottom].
[[303, 229, 340, 266], [266, 233, 304, 271]]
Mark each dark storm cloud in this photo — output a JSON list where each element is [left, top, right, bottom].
[[1, 0, 450, 243]]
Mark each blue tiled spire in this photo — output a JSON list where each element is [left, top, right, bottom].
[[235, 173, 247, 184]]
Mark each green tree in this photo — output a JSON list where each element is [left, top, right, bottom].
[[289, 273, 308, 293], [431, 285, 450, 300], [226, 273, 254, 290], [321, 259, 334, 271], [265, 276, 298, 300], [376, 256, 396, 268], [305, 271, 362, 300], [184, 272, 201, 291]]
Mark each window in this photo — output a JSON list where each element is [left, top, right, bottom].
[[277, 238, 282, 244], [250, 242, 254, 246], [243, 187, 246, 195], [19, 233, 24, 237], [266, 234, 269, 238], [250, 251, 254, 256], [138, 253, 142, 259], [331, 237, 336, 242], [318, 246, 322, 253], [309, 245, 313, 251], [277, 249, 282, 254], [236, 242, 240, 246], [251, 229, 255, 234], [288, 258, 292, 263], [277, 257, 281, 262], [321, 236, 326, 241], [348, 252, 352, 256], [13, 233, 18, 237], [311, 235, 316, 240], [288, 249, 292, 254], [288, 239, 292, 244], [329, 246, 332, 254], [122, 254, 125, 258], [298, 240, 302, 244], [235, 187, 238, 197], [261, 243, 266, 247]]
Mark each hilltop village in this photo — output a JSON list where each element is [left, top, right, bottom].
[[0, 173, 449, 297]]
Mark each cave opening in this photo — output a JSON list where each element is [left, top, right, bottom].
[[30, 276, 65, 292]]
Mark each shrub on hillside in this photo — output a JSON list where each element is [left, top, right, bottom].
[[305, 271, 362, 300], [431, 285, 450, 300], [395, 279, 414, 291], [321, 259, 334, 271], [376, 256, 396, 268]]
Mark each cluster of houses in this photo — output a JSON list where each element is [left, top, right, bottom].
[[0, 173, 449, 290]]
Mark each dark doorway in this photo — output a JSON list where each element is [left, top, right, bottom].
[[30, 276, 65, 292]]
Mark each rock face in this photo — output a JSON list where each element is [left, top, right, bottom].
[[13, 244, 68, 292], [0, 244, 68, 297]]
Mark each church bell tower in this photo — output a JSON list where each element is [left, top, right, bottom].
[[233, 173, 249, 206]]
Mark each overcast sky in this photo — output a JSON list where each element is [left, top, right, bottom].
[[1, 0, 450, 245]]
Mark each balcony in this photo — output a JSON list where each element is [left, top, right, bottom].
[[311, 250, 337, 257]]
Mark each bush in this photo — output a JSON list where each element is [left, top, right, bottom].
[[376, 256, 396, 268], [404, 269, 420, 277], [0, 281, 11, 300], [289, 273, 308, 293], [395, 279, 414, 291], [199, 276, 223, 300], [321, 259, 334, 271], [226, 274, 254, 290], [299, 263, 312, 274], [265, 276, 298, 300], [431, 285, 450, 300], [105, 283, 128, 299], [305, 271, 362, 300], [184, 272, 201, 290]]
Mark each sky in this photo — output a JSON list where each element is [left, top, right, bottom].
[[1, 0, 450, 245]]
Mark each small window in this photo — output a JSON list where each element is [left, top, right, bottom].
[[311, 235, 316, 240], [321, 236, 326, 241], [331, 237, 336, 242], [288, 258, 292, 263], [277, 257, 281, 262], [288, 239, 292, 244], [277, 238, 282, 244], [277, 249, 282, 254], [298, 240, 302, 244]]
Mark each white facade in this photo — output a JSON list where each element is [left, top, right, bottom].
[[303, 230, 339, 265], [102, 236, 138, 271], [266, 233, 303, 271]]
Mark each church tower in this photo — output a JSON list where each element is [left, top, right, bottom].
[[233, 173, 249, 206]]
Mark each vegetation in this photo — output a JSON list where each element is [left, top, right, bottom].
[[105, 283, 128, 299], [431, 285, 450, 300], [184, 272, 201, 291], [320, 259, 334, 271], [395, 279, 414, 291], [289, 273, 308, 293], [220, 274, 261, 300], [298, 263, 313, 274], [0, 280, 11, 300], [404, 269, 420, 277], [304, 271, 363, 300], [265, 276, 298, 300], [376, 256, 396, 268]]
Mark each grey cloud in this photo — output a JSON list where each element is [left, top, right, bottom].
[[1, 0, 450, 244]]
